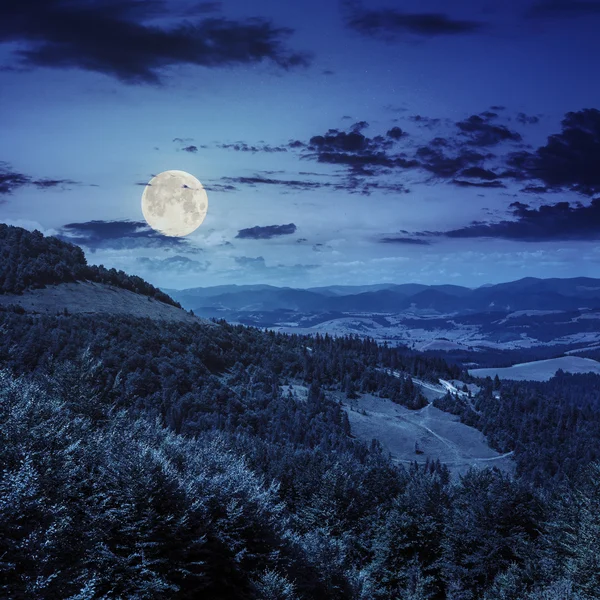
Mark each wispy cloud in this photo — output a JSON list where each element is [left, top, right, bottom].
[[343, 2, 484, 40], [0, 0, 310, 84], [59, 220, 191, 250], [0, 162, 81, 198], [236, 223, 297, 239]]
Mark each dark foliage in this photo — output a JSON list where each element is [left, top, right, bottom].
[[439, 371, 600, 486], [0, 224, 180, 307]]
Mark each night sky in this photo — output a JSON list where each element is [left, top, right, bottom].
[[1, 0, 600, 289]]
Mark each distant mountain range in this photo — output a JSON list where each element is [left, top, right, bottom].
[[167, 277, 600, 315], [165, 278, 600, 355]]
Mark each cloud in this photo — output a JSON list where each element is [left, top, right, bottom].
[[59, 220, 190, 250], [386, 126, 407, 140], [221, 171, 410, 196], [0, 166, 31, 196], [235, 255, 267, 267], [380, 236, 431, 245], [222, 175, 325, 192], [516, 112, 541, 125], [461, 167, 500, 180], [236, 223, 297, 239], [451, 179, 506, 189], [0, 0, 309, 84], [351, 120, 370, 132], [234, 255, 318, 275], [527, 1, 600, 18], [0, 162, 81, 197], [456, 114, 522, 147], [137, 255, 210, 272], [172, 138, 207, 153], [203, 183, 237, 192], [217, 142, 288, 153], [344, 3, 484, 39], [416, 144, 491, 178], [305, 126, 418, 172], [409, 115, 442, 129], [436, 199, 600, 241], [506, 108, 600, 195]]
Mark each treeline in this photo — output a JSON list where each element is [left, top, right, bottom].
[[0, 224, 180, 307]]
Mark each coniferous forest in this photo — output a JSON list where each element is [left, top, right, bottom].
[[0, 227, 599, 599]]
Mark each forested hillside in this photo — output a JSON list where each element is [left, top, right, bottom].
[[436, 371, 600, 486], [1, 304, 600, 599], [0, 224, 179, 306]]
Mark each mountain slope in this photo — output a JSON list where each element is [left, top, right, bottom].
[[0, 223, 203, 322], [1, 223, 179, 307], [0, 281, 199, 323]]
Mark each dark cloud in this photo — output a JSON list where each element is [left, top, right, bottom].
[[336, 175, 410, 196], [218, 142, 288, 153], [236, 223, 297, 240], [0, 162, 80, 196], [380, 236, 431, 245], [520, 184, 551, 194], [409, 115, 441, 129], [182, 145, 199, 153], [528, 1, 600, 18], [222, 170, 409, 196], [0, 165, 32, 196], [416, 145, 491, 178], [516, 112, 541, 125], [461, 167, 500, 180], [305, 126, 417, 172], [203, 183, 237, 193], [506, 108, 600, 195], [479, 111, 499, 120], [451, 179, 506, 189], [0, 0, 309, 84], [60, 220, 190, 250], [344, 3, 484, 39], [456, 114, 522, 147], [438, 199, 600, 241], [223, 175, 324, 191], [32, 178, 80, 189], [351, 120, 370, 132], [386, 126, 406, 140]]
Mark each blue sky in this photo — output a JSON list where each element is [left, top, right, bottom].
[[1, 0, 600, 288]]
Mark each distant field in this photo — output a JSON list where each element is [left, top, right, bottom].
[[469, 356, 600, 381], [339, 392, 514, 477]]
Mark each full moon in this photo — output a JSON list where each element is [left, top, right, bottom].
[[141, 170, 208, 237]]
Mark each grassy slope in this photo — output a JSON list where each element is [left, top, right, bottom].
[[470, 356, 600, 381]]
